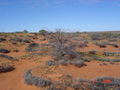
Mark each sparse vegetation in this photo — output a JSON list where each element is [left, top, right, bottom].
[[39, 29, 48, 36], [0, 54, 15, 60], [25, 42, 39, 52], [46, 60, 56, 66], [94, 42, 106, 48], [0, 65, 14, 73], [0, 37, 6, 42], [23, 69, 52, 87], [0, 48, 10, 53], [0, 31, 120, 90]]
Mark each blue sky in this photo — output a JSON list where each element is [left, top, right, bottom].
[[0, 0, 120, 32]]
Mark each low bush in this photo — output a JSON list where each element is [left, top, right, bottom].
[[78, 43, 87, 48], [8, 37, 23, 42], [95, 43, 106, 48], [32, 35, 38, 39], [25, 43, 39, 52], [92, 56, 120, 62], [0, 65, 14, 73], [110, 43, 119, 48], [51, 44, 78, 61], [13, 49, 19, 52], [0, 48, 10, 53], [58, 59, 68, 66], [89, 76, 120, 90], [0, 37, 6, 42], [89, 50, 97, 54], [71, 60, 86, 67], [71, 83, 81, 90], [103, 52, 117, 56], [46, 60, 56, 66], [23, 69, 52, 87], [47, 85, 62, 90], [76, 78, 85, 82], [22, 39, 30, 43], [0, 54, 14, 60], [99, 63, 107, 66], [110, 61, 114, 65], [39, 29, 48, 36], [90, 33, 104, 40], [12, 42, 17, 45], [40, 38, 46, 41]]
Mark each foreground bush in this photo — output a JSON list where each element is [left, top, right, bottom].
[[23, 69, 52, 87]]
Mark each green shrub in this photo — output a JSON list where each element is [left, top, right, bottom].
[[23, 30, 28, 33], [39, 29, 48, 36]]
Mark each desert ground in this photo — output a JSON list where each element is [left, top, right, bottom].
[[0, 30, 120, 90]]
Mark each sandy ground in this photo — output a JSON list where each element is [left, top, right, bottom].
[[0, 33, 120, 90]]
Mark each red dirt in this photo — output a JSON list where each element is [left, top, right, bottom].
[[0, 33, 120, 90]]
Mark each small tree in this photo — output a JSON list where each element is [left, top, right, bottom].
[[23, 30, 28, 33], [39, 29, 48, 36]]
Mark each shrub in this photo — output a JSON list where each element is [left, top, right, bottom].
[[90, 33, 103, 40], [94, 76, 120, 85], [95, 43, 106, 48], [46, 60, 56, 66], [25, 43, 39, 52], [90, 85, 103, 90], [109, 39, 117, 42], [84, 40, 89, 44], [8, 34, 23, 42], [71, 60, 86, 67], [51, 44, 78, 61], [0, 37, 6, 42], [40, 38, 46, 41], [47, 85, 62, 90], [39, 29, 48, 36], [32, 35, 38, 39], [0, 65, 14, 73], [103, 52, 117, 56], [12, 42, 17, 45], [110, 61, 114, 65], [0, 48, 10, 53], [49, 29, 87, 68], [99, 63, 107, 66], [110, 43, 118, 48], [22, 39, 30, 43], [23, 30, 28, 33], [102, 32, 112, 39], [0, 54, 14, 60], [23, 69, 52, 87], [76, 78, 85, 82], [78, 43, 87, 48], [13, 49, 19, 52], [71, 83, 83, 90], [89, 50, 97, 54], [58, 59, 68, 66]]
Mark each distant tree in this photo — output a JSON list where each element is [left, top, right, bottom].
[[23, 30, 28, 33], [38, 29, 48, 36]]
